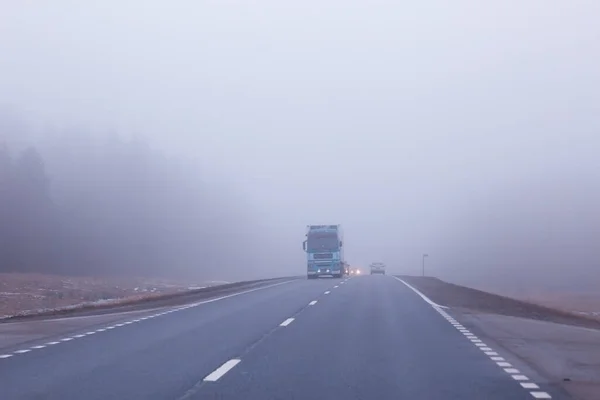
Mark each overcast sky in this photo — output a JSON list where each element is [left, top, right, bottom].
[[1, 1, 599, 282]]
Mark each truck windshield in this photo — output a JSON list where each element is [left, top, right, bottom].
[[307, 233, 338, 251]]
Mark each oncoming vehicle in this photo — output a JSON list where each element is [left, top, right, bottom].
[[349, 267, 361, 275], [370, 262, 386, 275], [303, 225, 346, 279]]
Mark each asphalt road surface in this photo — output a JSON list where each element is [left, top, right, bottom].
[[0, 275, 569, 400]]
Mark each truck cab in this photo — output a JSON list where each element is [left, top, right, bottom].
[[303, 225, 345, 279]]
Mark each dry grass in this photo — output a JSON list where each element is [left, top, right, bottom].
[[0, 273, 208, 318], [458, 282, 600, 317], [400, 275, 600, 330]]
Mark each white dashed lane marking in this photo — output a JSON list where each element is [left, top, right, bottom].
[[309, 300, 317, 306], [405, 280, 554, 399], [531, 392, 552, 399], [521, 383, 540, 389], [203, 359, 241, 382], [0, 279, 297, 362], [280, 318, 295, 327], [324, 291, 330, 294]]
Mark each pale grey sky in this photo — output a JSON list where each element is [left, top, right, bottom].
[[1, 1, 599, 283]]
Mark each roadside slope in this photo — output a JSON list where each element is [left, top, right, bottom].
[[399, 275, 600, 400], [399, 276, 600, 330], [1, 277, 298, 323]]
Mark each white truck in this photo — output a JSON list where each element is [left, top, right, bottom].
[[369, 262, 386, 275]]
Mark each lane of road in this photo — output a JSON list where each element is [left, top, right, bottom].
[[0, 279, 333, 400], [0, 274, 567, 399], [195, 275, 553, 400]]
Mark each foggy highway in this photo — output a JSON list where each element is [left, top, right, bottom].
[[1, 2, 599, 399], [0, 276, 566, 400]]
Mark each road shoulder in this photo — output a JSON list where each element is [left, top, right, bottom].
[[399, 276, 600, 400]]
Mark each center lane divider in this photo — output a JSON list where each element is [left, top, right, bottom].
[[186, 277, 352, 394]]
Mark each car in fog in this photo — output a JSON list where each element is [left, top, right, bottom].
[[349, 267, 361, 275], [370, 262, 386, 275]]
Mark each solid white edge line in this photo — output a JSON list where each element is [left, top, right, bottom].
[[400, 275, 552, 398], [185, 279, 297, 309], [203, 359, 241, 382], [280, 318, 295, 327], [12, 279, 297, 346], [393, 277, 448, 309]]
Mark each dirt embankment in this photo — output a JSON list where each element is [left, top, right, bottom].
[[399, 276, 600, 330], [0, 273, 212, 319]]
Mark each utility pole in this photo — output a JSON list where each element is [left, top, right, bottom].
[[422, 254, 428, 277]]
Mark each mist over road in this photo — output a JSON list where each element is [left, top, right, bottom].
[[0, 275, 567, 400]]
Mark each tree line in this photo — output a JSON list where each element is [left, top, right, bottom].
[[0, 133, 262, 279]]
